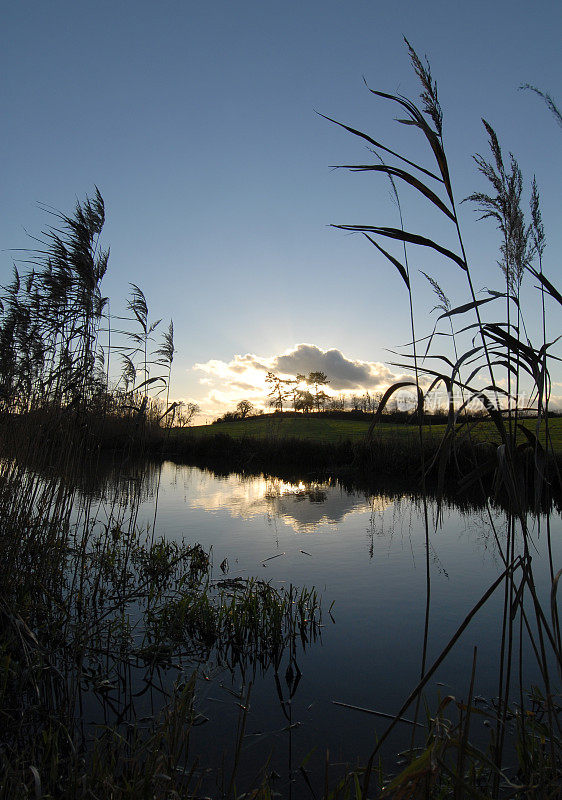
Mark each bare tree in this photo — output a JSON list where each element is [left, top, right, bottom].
[[176, 401, 200, 426], [306, 371, 329, 411], [265, 372, 288, 412], [328, 395, 346, 411], [236, 399, 254, 418]]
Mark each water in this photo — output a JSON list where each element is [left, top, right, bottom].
[[75, 460, 562, 791]]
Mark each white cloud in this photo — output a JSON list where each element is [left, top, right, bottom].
[[191, 343, 410, 418], [271, 343, 398, 390], [185, 342, 562, 421]]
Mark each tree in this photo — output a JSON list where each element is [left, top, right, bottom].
[[236, 399, 254, 418], [295, 389, 314, 413], [315, 390, 329, 411], [265, 372, 288, 412], [327, 395, 346, 411], [288, 373, 307, 411], [306, 371, 329, 411], [176, 401, 200, 427]]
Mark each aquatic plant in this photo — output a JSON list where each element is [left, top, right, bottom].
[[0, 437, 322, 797], [325, 39, 562, 798], [0, 191, 176, 432]]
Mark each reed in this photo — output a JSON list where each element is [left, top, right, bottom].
[[323, 39, 562, 799], [1, 38, 562, 800], [0, 190, 180, 446], [0, 423, 322, 797]]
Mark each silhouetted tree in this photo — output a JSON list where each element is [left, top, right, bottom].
[[265, 372, 288, 412], [295, 389, 314, 413], [288, 373, 307, 411], [176, 401, 200, 426], [236, 399, 254, 418], [306, 371, 329, 411], [327, 395, 346, 411]]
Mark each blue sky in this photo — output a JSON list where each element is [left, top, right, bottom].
[[2, 1, 561, 417]]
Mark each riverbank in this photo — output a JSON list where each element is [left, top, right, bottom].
[[1, 411, 561, 508], [1, 411, 562, 797]]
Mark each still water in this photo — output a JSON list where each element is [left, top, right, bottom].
[[88, 460, 562, 789]]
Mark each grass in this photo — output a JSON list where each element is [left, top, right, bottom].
[[193, 414, 412, 442], [0, 38, 561, 800], [187, 413, 562, 451]]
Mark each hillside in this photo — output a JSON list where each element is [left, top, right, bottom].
[[186, 413, 562, 451]]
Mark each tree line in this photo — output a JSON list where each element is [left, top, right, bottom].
[[265, 371, 332, 413], [214, 375, 390, 422]]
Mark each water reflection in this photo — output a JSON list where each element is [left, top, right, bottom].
[[186, 474, 393, 532], [5, 448, 562, 795]]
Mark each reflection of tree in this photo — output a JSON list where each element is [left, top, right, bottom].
[[292, 486, 327, 504], [307, 488, 327, 504], [258, 478, 376, 533]]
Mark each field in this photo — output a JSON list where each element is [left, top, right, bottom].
[[186, 413, 562, 452]]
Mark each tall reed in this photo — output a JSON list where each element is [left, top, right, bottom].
[[324, 39, 562, 798], [0, 191, 178, 439], [0, 441, 322, 797]]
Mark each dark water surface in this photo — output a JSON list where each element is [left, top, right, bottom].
[[83, 460, 562, 791]]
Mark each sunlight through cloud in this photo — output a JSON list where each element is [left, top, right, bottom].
[[192, 343, 411, 418]]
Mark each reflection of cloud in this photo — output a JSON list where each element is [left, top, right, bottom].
[[189, 475, 392, 533], [192, 343, 411, 418]]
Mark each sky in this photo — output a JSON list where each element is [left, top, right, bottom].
[[2, 1, 561, 419]]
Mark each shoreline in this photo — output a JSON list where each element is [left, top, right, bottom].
[[1, 411, 560, 510]]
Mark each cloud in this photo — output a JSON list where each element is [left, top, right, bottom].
[[191, 343, 410, 417], [187, 343, 562, 421], [229, 380, 258, 391], [271, 344, 397, 390]]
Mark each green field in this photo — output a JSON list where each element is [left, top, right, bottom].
[[187, 414, 562, 452]]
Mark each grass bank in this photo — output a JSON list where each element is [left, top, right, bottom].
[[163, 415, 562, 505], [191, 412, 562, 449], [2, 411, 560, 507]]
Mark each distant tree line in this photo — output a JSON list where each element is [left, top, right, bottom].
[[211, 378, 520, 424], [265, 371, 332, 413], [213, 377, 398, 423]]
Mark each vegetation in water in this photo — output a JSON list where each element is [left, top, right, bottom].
[[0, 444, 322, 798], [0, 33, 561, 800], [316, 39, 562, 798]]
